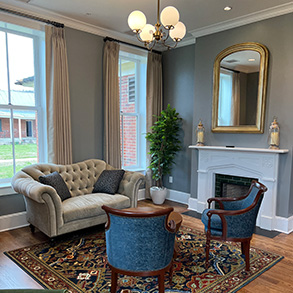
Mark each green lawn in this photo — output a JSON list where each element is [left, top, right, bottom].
[[0, 160, 37, 179], [0, 143, 37, 160], [0, 143, 38, 179]]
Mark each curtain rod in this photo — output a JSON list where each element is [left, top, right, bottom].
[[220, 66, 240, 74], [104, 36, 162, 55], [0, 6, 64, 28]]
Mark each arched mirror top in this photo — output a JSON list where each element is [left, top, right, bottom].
[[212, 42, 269, 133]]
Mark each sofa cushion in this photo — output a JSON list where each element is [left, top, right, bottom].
[[92, 169, 125, 195], [62, 193, 130, 223], [39, 171, 71, 201]]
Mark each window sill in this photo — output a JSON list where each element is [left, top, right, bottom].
[[123, 168, 146, 174], [0, 183, 17, 197]]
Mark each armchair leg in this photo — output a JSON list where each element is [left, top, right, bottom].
[[158, 272, 165, 293], [242, 240, 251, 271], [29, 224, 35, 234], [169, 261, 174, 285], [111, 270, 118, 293]]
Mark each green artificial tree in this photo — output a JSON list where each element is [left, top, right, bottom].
[[145, 104, 182, 188]]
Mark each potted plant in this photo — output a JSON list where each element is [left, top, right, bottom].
[[145, 104, 182, 204]]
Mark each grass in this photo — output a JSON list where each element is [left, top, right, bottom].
[[0, 161, 37, 179], [0, 143, 38, 179], [0, 143, 37, 160]]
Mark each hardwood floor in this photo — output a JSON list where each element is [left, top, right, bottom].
[[1, 199, 293, 291]]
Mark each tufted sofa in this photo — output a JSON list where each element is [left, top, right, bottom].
[[11, 159, 144, 238]]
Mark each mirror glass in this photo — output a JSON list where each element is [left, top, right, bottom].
[[212, 43, 269, 133]]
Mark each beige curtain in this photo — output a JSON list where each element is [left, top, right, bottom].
[[232, 72, 241, 126], [45, 25, 72, 165], [145, 52, 163, 197], [103, 41, 121, 168]]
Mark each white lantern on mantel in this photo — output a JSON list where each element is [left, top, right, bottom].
[[269, 118, 280, 149]]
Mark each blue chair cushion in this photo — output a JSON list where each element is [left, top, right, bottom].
[[201, 209, 223, 230]]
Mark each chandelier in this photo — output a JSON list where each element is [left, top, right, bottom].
[[127, 0, 186, 50]]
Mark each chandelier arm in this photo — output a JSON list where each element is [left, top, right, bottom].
[[162, 40, 179, 50], [135, 32, 148, 44], [147, 40, 157, 51]]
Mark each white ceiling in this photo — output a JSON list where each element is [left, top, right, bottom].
[[1, 0, 293, 47]]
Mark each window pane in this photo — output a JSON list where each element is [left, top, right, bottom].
[[121, 115, 137, 167], [7, 33, 35, 106], [0, 31, 8, 105], [0, 109, 13, 179], [13, 109, 38, 173], [119, 59, 136, 114]]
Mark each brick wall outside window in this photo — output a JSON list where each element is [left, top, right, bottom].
[[119, 73, 137, 167]]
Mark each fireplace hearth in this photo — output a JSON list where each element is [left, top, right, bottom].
[[215, 174, 258, 198]]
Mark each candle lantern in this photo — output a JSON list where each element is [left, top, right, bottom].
[[269, 118, 280, 149], [196, 120, 205, 146]]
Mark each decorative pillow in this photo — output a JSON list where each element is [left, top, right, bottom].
[[39, 171, 71, 201], [92, 169, 125, 195]]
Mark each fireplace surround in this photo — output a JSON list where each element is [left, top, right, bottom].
[[189, 146, 288, 231]]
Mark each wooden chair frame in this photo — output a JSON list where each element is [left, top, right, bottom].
[[204, 180, 267, 271], [102, 206, 176, 293]]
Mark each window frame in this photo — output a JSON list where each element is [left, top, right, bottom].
[[119, 47, 147, 171], [0, 22, 46, 185]]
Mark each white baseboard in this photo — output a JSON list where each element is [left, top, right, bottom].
[[0, 211, 28, 232], [138, 188, 190, 205], [166, 189, 190, 205], [274, 215, 293, 234]]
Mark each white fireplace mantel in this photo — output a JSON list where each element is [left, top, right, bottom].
[[189, 145, 289, 231]]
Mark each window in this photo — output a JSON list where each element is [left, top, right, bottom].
[[128, 76, 135, 103], [0, 119, 2, 132], [26, 121, 33, 137], [0, 20, 46, 183], [119, 47, 147, 170], [218, 68, 235, 126]]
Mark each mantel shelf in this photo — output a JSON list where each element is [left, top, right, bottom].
[[189, 145, 289, 154]]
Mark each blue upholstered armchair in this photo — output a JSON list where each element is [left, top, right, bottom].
[[102, 205, 176, 293], [201, 180, 267, 271]]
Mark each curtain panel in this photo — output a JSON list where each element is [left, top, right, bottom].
[[145, 52, 163, 198], [45, 26, 72, 165], [103, 41, 121, 168]]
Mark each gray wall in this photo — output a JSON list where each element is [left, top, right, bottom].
[[191, 13, 293, 218], [65, 27, 104, 163], [0, 27, 105, 217], [162, 44, 195, 193]]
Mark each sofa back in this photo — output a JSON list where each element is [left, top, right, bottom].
[[21, 159, 113, 197]]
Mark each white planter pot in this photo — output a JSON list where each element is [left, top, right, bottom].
[[150, 186, 168, 205]]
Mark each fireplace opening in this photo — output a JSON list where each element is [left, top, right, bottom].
[[215, 174, 258, 198]]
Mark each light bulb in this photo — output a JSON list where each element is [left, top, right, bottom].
[[160, 6, 179, 28], [139, 24, 155, 42], [128, 10, 147, 32], [170, 21, 186, 41]]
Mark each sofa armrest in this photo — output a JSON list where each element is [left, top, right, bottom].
[[118, 171, 145, 207], [11, 170, 62, 207]]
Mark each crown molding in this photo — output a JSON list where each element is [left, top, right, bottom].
[[190, 2, 293, 39], [0, 1, 138, 44], [176, 36, 196, 48]]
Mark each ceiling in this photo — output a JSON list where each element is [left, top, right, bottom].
[[1, 0, 293, 48]]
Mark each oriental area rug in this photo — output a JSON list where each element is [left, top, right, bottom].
[[5, 226, 283, 293]]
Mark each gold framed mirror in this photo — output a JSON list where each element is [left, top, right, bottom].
[[212, 42, 269, 133]]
